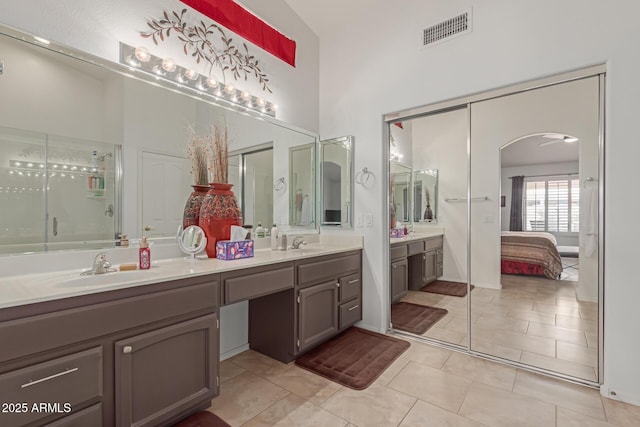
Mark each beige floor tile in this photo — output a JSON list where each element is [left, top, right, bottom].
[[507, 309, 556, 325], [556, 407, 616, 427], [442, 314, 470, 334], [526, 321, 588, 346], [585, 331, 599, 349], [322, 382, 416, 426], [423, 326, 467, 345], [388, 361, 472, 412], [442, 351, 517, 391], [229, 350, 290, 380], [556, 314, 598, 333], [513, 370, 605, 420], [557, 341, 598, 367], [220, 359, 246, 383], [241, 394, 306, 427], [556, 297, 581, 308], [459, 381, 555, 427], [533, 302, 581, 318], [211, 371, 290, 426], [602, 396, 640, 426], [474, 314, 529, 334], [520, 352, 597, 382], [270, 365, 342, 404], [471, 340, 523, 361], [399, 400, 485, 427], [273, 400, 348, 427], [401, 339, 453, 369], [491, 330, 556, 357]]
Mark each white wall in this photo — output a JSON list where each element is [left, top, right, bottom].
[[0, 0, 319, 133], [318, 0, 640, 404], [412, 109, 468, 283]]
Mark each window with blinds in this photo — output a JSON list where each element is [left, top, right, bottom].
[[524, 177, 579, 233]]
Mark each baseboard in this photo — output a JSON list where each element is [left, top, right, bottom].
[[601, 384, 640, 407], [220, 343, 249, 361], [575, 288, 598, 303], [439, 276, 466, 284], [475, 281, 502, 290]]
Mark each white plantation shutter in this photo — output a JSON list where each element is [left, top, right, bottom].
[[524, 176, 579, 233]]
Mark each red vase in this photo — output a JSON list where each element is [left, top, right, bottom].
[[182, 185, 210, 228], [199, 183, 243, 258]]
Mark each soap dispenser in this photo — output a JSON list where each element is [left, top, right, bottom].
[[270, 224, 278, 250], [139, 237, 151, 270]]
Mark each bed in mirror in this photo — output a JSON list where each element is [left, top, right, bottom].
[[0, 24, 318, 255]]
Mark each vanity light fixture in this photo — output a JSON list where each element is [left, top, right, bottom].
[[119, 43, 277, 117]]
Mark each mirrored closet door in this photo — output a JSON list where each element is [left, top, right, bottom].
[[469, 75, 601, 382], [387, 68, 604, 385], [388, 107, 469, 347]]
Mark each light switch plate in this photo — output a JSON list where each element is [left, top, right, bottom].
[[365, 213, 373, 227]]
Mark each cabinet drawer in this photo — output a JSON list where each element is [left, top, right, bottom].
[[339, 299, 362, 330], [224, 266, 294, 304], [407, 241, 425, 255], [297, 252, 360, 286], [0, 347, 102, 427], [425, 236, 443, 252], [390, 244, 408, 260], [0, 280, 218, 362], [339, 274, 361, 303], [46, 403, 102, 427]]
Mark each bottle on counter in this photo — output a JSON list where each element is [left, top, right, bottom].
[[270, 224, 279, 250], [255, 222, 266, 238], [139, 237, 151, 270]]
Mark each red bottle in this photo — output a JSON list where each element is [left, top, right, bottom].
[[139, 237, 151, 270]]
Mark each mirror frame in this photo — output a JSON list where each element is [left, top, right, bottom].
[[0, 22, 320, 255], [320, 135, 354, 228]]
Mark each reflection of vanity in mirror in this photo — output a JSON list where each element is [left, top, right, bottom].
[[0, 24, 318, 256]]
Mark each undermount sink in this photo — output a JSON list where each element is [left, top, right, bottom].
[[53, 269, 157, 288]]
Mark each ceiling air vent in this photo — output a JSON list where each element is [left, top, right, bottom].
[[422, 8, 472, 48]]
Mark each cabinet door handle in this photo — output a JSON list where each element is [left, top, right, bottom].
[[348, 304, 360, 311], [123, 346, 133, 354], [21, 368, 78, 388], [348, 279, 359, 284], [423, 255, 426, 260], [336, 282, 340, 288]]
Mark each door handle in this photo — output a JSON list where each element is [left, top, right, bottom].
[[123, 346, 133, 354], [144, 225, 151, 231]]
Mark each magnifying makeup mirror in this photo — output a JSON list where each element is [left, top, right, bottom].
[[176, 225, 207, 259]]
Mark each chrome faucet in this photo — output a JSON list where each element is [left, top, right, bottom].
[[82, 252, 114, 275], [290, 236, 307, 249]]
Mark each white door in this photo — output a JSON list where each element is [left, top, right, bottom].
[[141, 151, 190, 237]]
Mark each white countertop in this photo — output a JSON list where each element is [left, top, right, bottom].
[[390, 229, 444, 245], [0, 236, 363, 309]]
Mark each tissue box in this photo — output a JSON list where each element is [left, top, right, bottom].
[[390, 228, 404, 238], [216, 239, 254, 260]]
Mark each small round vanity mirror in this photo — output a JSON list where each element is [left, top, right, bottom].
[[177, 225, 207, 259]]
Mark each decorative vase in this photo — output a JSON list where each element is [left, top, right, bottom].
[[182, 185, 210, 228], [199, 183, 243, 258]]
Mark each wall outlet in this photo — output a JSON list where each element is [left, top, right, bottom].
[[365, 213, 373, 227], [355, 214, 364, 227]]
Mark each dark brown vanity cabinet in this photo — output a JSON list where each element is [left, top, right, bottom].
[[391, 236, 443, 298], [0, 276, 220, 427], [115, 314, 219, 427], [297, 281, 339, 351], [248, 250, 362, 363]]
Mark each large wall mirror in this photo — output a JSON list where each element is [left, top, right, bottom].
[[0, 24, 318, 255], [387, 70, 604, 385], [320, 136, 353, 228]]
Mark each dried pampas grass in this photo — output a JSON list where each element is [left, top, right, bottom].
[[187, 122, 229, 184]]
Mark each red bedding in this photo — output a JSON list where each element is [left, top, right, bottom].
[[501, 260, 545, 276]]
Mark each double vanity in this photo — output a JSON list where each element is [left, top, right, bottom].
[[0, 238, 362, 427]]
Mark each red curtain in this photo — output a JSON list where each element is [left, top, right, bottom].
[[180, 0, 296, 67]]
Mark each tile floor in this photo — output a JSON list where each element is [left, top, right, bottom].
[[208, 343, 640, 426], [400, 274, 598, 382]]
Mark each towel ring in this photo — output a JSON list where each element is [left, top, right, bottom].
[[583, 177, 597, 188], [355, 167, 373, 185], [274, 177, 286, 191]]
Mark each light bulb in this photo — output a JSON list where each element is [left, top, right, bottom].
[[27, 163, 33, 167], [241, 91, 250, 101], [14, 162, 21, 167], [256, 98, 265, 107], [134, 46, 151, 63], [206, 77, 218, 88], [184, 68, 198, 81], [162, 57, 177, 73], [224, 83, 235, 94]]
